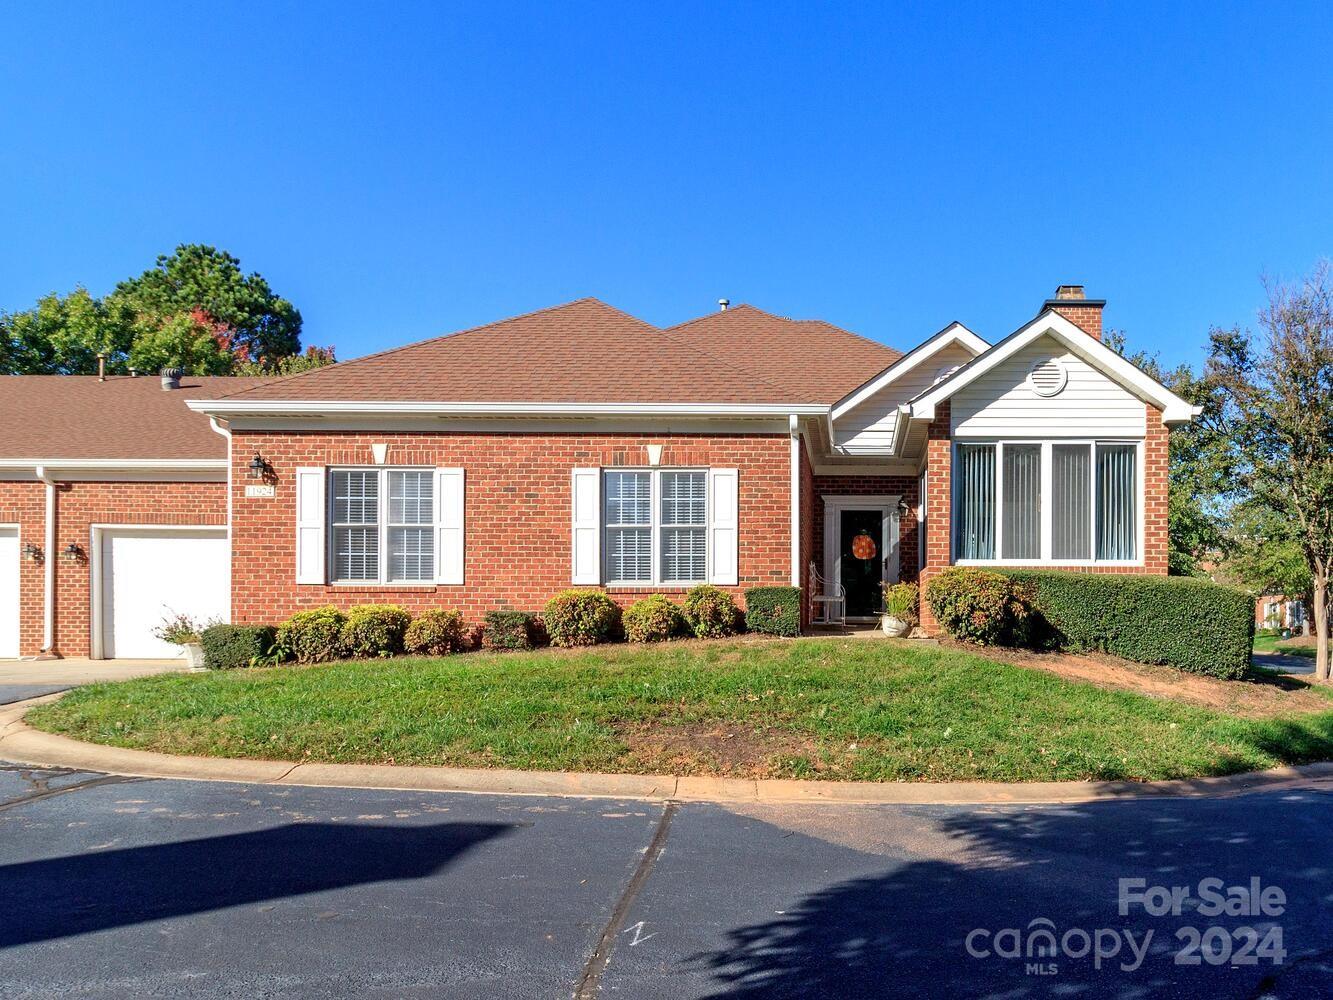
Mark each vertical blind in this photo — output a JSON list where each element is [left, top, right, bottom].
[[954, 444, 995, 560], [1001, 444, 1040, 559], [1051, 444, 1091, 560], [955, 442, 1137, 563], [1096, 445, 1137, 560]]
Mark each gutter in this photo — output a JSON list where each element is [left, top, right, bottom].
[[185, 400, 830, 419]]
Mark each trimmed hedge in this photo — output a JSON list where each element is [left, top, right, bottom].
[[340, 604, 412, 658], [998, 570, 1254, 679], [544, 590, 621, 647], [744, 586, 802, 637], [276, 606, 347, 664], [199, 624, 276, 670], [623, 595, 686, 643], [925, 568, 1033, 646], [483, 610, 539, 651], [405, 609, 469, 656], [683, 585, 740, 638]]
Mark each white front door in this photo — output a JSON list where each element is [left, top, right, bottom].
[[0, 527, 18, 658], [98, 528, 229, 658]]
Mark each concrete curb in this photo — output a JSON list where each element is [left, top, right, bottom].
[[4, 695, 1333, 805]]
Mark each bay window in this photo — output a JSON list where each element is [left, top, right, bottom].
[[604, 469, 708, 585], [953, 441, 1139, 564]]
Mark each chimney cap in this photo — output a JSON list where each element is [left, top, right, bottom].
[[1053, 284, 1086, 300]]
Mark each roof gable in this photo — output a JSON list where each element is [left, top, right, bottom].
[[830, 321, 988, 420], [909, 311, 1199, 424]]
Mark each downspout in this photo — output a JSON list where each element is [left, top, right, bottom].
[[35, 465, 56, 655], [789, 414, 801, 588], [208, 417, 233, 624]]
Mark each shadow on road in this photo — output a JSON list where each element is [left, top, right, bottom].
[[0, 820, 514, 948], [690, 793, 1333, 998]]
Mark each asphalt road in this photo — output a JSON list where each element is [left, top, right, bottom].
[[2, 762, 1331, 998]]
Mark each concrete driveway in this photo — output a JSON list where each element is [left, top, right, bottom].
[[2, 762, 1332, 998]]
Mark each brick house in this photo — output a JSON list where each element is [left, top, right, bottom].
[[0, 285, 1197, 659]]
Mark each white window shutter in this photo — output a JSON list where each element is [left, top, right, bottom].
[[708, 467, 739, 586], [435, 468, 465, 585], [571, 467, 601, 584], [294, 467, 326, 584]]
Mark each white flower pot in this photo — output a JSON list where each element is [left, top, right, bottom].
[[181, 643, 207, 670], [881, 616, 911, 638]]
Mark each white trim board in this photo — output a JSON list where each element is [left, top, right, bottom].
[[189, 400, 830, 418]]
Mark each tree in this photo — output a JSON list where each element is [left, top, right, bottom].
[[1208, 262, 1333, 680], [112, 244, 303, 368], [1228, 502, 1312, 629], [1103, 331, 1235, 576], [0, 244, 322, 376], [233, 344, 336, 377]]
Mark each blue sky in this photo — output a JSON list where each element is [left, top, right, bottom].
[[2, 2, 1330, 370]]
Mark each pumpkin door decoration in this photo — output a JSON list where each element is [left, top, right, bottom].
[[850, 532, 877, 561]]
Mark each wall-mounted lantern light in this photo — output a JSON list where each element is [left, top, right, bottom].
[[248, 453, 268, 480], [61, 542, 84, 564], [21, 543, 42, 563], [897, 497, 911, 516]]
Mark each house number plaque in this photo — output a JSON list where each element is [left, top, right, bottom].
[[245, 484, 276, 498]]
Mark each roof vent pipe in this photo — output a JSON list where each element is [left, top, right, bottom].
[[160, 367, 182, 390], [96, 352, 106, 381], [718, 298, 730, 312]]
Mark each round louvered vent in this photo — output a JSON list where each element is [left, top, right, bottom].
[[1027, 358, 1068, 397]]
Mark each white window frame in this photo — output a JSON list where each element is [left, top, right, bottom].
[[328, 467, 439, 584], [603, 468, 709, 587], [952, 439, 1144, 568]]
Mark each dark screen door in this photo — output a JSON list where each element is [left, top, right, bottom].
[[840, 510, 883, 618]]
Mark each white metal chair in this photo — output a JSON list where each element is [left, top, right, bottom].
[[809, 561, 846, 626]]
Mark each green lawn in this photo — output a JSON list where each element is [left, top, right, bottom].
[[28, 638, 1333, 783], [1254, 632, 1316, 658]]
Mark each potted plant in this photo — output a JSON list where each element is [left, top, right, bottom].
[[881, 582, 919, 638], [154, 612, 207, 669]]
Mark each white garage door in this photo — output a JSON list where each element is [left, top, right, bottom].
[[0, 527, 18, 659], [99, 529, 229, 659]]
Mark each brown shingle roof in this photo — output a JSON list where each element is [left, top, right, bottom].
[[0, 376, 270, 461], [220, 298, 899, 406], [664, 305, 903, 404]]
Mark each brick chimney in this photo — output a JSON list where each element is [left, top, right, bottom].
[[1042, 284, 1105, 341]]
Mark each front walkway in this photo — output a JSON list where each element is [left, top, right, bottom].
[[0, 659, 190, 706]]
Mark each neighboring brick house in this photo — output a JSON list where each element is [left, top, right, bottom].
[[0, 286, 1197, 660]]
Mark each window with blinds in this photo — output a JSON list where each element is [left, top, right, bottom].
[[329, 468, 438, 583], [603, 469, 708, 585], [953, 441, 1139, 565]]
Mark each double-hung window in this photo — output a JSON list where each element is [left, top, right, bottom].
[[603, 469, 707, 585], [953, 441, 1139, 564], [330, 468, 436, 583]]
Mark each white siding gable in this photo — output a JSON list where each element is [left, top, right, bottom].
[[951, 335, 1146, 439], [834, 342, 976, 454]]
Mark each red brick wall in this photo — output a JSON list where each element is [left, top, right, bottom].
[[917, 401, 1171, 635], [0, 478, 226, 657], [229, 431, 792, 625]]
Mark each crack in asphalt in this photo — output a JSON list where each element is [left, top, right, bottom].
[[0, 773, 143, 814], [574, 801, 678, 999]]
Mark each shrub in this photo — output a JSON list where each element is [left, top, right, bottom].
[[883, 582, 919, 627], [998, 570, 1254, 680], [483, 610, 538, 651], [340, 604, 412, 658], [543, 590, 621, 647], [744, 586, 802, 637], [682, 585, 739, 638], [199, 624, 277, 670], [925, 568, 1033, 646], [623, 595, 686, 643], [404, 609, 469, 656], [276, 606, 348, 664], [153, 612, 211, 646]]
